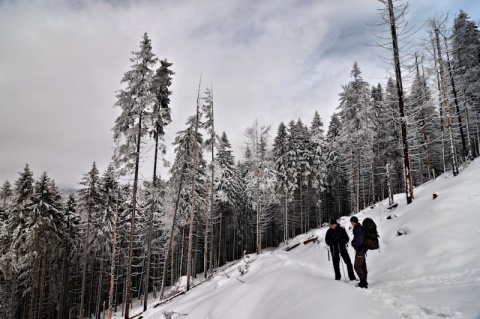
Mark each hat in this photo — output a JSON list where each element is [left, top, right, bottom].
[[350, 216, 359, 223], [329, 219, 338, 225]]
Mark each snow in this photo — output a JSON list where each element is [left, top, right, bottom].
[[114, 160, 480, 319]]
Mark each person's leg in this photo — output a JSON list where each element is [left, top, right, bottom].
[[363, 256, 368, 286], [332, 248, 341, 280], [340, 247, 356, 280], [354, 250, 367, 287]]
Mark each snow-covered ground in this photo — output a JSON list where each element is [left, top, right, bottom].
[[114, 159, 480, 319]]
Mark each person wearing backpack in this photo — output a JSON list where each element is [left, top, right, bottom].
[[325, 219, 356, 281], [350, 216, 368, 288]]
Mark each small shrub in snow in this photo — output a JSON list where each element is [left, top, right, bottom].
[[238, 255, 251, 276]]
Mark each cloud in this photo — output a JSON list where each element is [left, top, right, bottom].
[[0, 0, 478, 189]]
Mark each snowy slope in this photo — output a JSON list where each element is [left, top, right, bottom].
[[117, 160, 480, 319]]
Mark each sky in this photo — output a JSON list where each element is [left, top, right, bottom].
[[1, 0, 479, 189], [116, 159, 480, 319]]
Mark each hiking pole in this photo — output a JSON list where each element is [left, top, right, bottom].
[[338, 244, 347, 283], [327, 247, 330, 261]]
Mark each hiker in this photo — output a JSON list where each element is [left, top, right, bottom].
[[325, 219, 356, 281], [350, 216, 368, 288]]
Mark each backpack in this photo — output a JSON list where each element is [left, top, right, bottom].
[[362, 218, 379, 250]]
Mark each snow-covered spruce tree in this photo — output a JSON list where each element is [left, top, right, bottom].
[[383, 78, 405, 196], [451, 10, 480, 159], [371, 83, 388, 201], [371, 81, 402, 206], [324, 114, 349, 220], [160, 114, 206, 297], [0, 179, 13, 311], [111, 33, 157, 319], [6, 171, 66, 319], [143, 58, 174, 311], [235, 147, 257, 254], [29, 173, 66, 319], [290, 119, 313, 234], [0, 164, 34, 319], [113, 183, 133, 312], [214, 132, 245, 263], [272, 122, 294, 243], [77, 162, 103, 319], [284, 120, 300, 236], [309, 111, 327, 226], [405, 55, 442, 185], [337, 62, 375, 213], [186, 80, 205, 291], [0, 180, 13, 208], [57, 193, 80, 319], [84, 164, 119, 319], [200, 86, 216, 278], [0, 180, 11, 318], [143, 177, 168, 300], [243, 120, 276, 254]]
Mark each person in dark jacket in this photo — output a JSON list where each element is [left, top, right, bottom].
[[350, 216, 368, 288], [325, 219, 356, 281]]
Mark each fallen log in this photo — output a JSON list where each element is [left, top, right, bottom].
[[285, 243, 300, 251], [303, 236, 318, 245]]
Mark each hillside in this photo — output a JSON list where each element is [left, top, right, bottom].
[[118, 159, 480, 319]]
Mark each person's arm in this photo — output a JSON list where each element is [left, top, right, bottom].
[[325, 230, 333, 246], [340, 227, 349, 245], [351, 227, 365, 250]]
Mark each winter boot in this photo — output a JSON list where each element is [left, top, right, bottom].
[[356, 281, 368, 289]]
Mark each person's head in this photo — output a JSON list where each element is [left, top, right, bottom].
[[329, 219, 338, 229], [350, 216, 359, 226]]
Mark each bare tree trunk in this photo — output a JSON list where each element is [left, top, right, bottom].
[[299, 178, 304, 233], [95, 256, 104, 319], [386, 163, 394, 206], [124, 109, 143, 319], [37, 252, 47, 319], [443, 35, 467, 158], [284, 193, 288, 243], [171, 243, 175, 287], [193, 221, 199, 278], [204, 180, 210, 279], [217, 211, 223, 267], [143, 129, 160, 311], [351, 147, 357, 213], [357, 150, 361, 212], [9, 269, 17, 319], [386, 0, 414, 203], [80, 207, 92, 319], [462, 90, 474, 160], [186, 78, 202, 291], [160, 166, 186, 299], [431, 35, 448, 173], [434, 25, 459, 176], [107, 189, 119, 319], [417, 56, 433, 180], [28, 257, 38, 319], [179, 227, 185, 278], [58, 239, 69, 319], [207, 86, 215, 276]]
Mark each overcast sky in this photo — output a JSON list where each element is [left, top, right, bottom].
[[0, 0, 478, 190]]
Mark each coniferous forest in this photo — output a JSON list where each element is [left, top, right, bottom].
[[1, 6, 480, 319]]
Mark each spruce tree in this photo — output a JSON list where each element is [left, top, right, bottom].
[[78, 163, 103, 319], [111, 33, 157, 318], [272, 122, 292, 242], [309, 111, 327, 225]]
